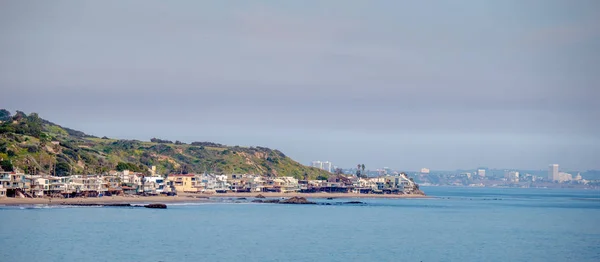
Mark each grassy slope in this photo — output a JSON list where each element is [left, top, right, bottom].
[[0, 112, 330, 179]]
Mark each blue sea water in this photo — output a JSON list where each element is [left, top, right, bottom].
[[1, 187, 599, 262]]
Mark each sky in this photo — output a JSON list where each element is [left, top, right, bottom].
[[1, 0, 599, 171]]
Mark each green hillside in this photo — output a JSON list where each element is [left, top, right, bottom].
[[0, 109, 330, 179]]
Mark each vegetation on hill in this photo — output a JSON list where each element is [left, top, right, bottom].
[[0, 109, 330, 179]]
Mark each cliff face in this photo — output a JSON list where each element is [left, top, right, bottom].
[[0, 109, 330, 179]]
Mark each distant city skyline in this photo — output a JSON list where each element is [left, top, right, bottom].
[[1, 1, 598, 170]]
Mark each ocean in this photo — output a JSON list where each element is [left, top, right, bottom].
[[1, 187, 599, 262]]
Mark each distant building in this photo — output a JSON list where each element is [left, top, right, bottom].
[[322, 161, 332, 173], [420, 168, 430, 174], [548, 164, 559, 181], [311, 161, 323, 169], [311, 161, 332, 173], [167, 174, 198, 193], [477, 169, 486, 177], [558, 172, 572, 182], [507, 171, 519, 183]]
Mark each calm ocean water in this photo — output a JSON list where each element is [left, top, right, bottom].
[[1, 187, 599, 262]]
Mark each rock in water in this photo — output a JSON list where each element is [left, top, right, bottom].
[[344, 201, 364, 204], [144, 203, 167, 209], [279, 197, 316, 205], [255, 194, 266, 199]]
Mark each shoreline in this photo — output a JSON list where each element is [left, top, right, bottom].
[[205, 192, 428, 199], [0, 192, 428, 205]]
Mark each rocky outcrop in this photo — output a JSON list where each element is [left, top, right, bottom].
[[255, 194, 266, 199], [144, 203, 167, 209], [279, 197, 316, 205], [343, 201, 364, 204]]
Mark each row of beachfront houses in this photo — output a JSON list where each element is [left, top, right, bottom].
[[0, 170, 420, 198]]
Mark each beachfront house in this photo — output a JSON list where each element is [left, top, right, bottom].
[[48, 176, 70, 195], [228, 177, 246, 192], [0, 171, 28, 196], [143, 176, 166, 195], [103, 176, 123, 196], [214, 175, 230, 193], [33, 176, 49, 197], [266, 177, 299, 193], [167, 174, 199, 193], [249, 176, 266, 192], [0, 172, 10, 189], [196, 173, 217, 192], [0, 171, 27, 190], [280, 177, 300, 193]]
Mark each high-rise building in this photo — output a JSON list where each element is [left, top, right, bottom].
[[507, 171, 519, 183], [311, 161, 323, 169], [548, 164, 559, 181], [477, 169, 486, 177], [322, 161, 332, 173], [558, 172, 572, 182], [311, 161, 332, 173]]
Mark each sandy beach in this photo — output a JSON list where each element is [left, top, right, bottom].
[[0, 195, 209, 205], [0, 192, 427, 205]]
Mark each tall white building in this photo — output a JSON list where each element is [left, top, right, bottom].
[[548, 164, 559, 181], [558, 172, 572, 182], [311, 161, 323, 169], [311, 161, 332, 173], [322, 161, 332, 173], [477, 169, 486, 177], [507, 171, 520, 183]]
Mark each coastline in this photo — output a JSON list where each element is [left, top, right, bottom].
[[0, 192, 428, 205], [0, 195, 207, 205], [205, 192, 428, 199]]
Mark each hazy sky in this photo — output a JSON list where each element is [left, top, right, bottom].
[[1, 0, 599, 171]]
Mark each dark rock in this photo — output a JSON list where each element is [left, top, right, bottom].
[[344, 201, 364, 204], [326, 197, 334, 200], [255, 194, 266, 199], [144, 203, 167, 209], [105, 203, 133, 207], [279, 197, 316, 205], [251, 199, 263, 203], [237, 197, 247, 200]]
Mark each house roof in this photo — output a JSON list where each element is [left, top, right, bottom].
[[168, 174, 196, 177]]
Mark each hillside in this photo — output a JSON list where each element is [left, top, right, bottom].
[[0, 109, 330, 179]]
